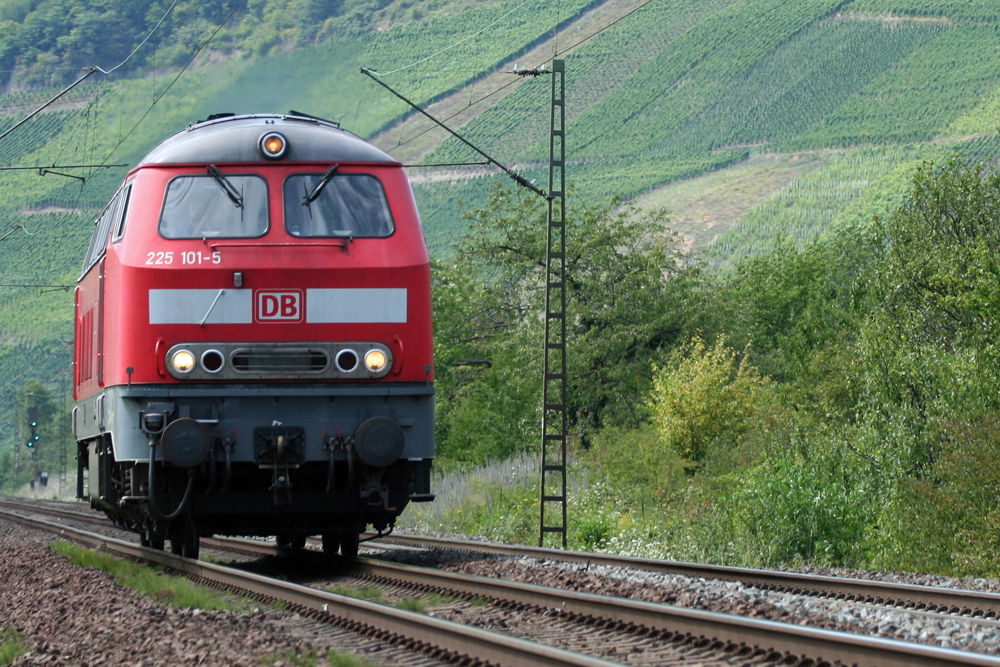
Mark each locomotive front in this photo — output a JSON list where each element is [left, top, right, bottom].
[[73, 113, 434, 557]]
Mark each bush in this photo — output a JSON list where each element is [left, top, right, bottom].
[[649, 337, 769, 472]]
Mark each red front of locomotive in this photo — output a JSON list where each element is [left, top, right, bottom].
[[74, 114, 434, 557]]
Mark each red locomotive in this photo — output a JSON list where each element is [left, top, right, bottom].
[[73, 112, 434, 558]]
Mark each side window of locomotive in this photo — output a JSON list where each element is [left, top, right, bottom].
[[82, 189, 122, 274], [159, 174, 268, 239], [111, 181, 134, 243], [283, 173, 394, 238]]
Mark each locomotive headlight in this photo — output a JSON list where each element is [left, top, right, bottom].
[[364, 349, 387, 373], [171, 349, 196, 374], [259, 132, 287, 159]]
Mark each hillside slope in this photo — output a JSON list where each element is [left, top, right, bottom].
[[2, 0, 1000, 469]]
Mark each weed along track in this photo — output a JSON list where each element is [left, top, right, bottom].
[[6, 499, 1000, 666]]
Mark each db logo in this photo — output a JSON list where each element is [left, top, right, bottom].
[[256, 290, 303, 322]]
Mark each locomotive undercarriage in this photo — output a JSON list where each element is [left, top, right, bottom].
[[76, 384, 434, 559]]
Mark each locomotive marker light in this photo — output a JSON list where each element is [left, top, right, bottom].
[[364, 349, 387, 373], [200, 349, 225, 373], [259, 132, 287, 159], [170, 349, 196, 373], [335, 348, 359, 372]]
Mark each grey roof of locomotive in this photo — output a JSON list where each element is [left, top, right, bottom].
[[138, 113, 396, 165]]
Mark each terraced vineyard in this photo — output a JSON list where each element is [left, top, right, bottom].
[[3, 0, 1000, 467]]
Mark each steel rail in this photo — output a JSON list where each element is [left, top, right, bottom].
[[8, 500, 1000, 620], [0, 500, 108, 525], [369, 533, 1000, 616], [0, 508, 622, 667], [10, 501, 1000, 666], [350, 560, 1000, 667], [201, 536, 1000, 667]]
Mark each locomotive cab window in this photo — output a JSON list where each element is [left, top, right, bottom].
[[283, 172, 394, 238], [159, 174, 268, 239], [82, 186, 123, 275], [111, 181, 134, 243]]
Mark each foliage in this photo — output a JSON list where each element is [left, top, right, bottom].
[[6, 0, 1000, 579], [857, 158, 1000, 473], [1, 377, 73, 492], [649, 337, 768, 469], [802, 25, 1000, 148], [407, 152, 1000, 580], [432, 184, 697, 462], [695, 441, 873, 567], [324, 653, 378, 667]]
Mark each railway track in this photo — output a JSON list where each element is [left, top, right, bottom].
[[0, 507, 620, 667], [7, 497, 1000, 620], [369, 532, 1000, 618], [4, 499, 1000, 666]]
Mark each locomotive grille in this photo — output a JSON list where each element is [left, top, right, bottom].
[[231, 348, 328, 373]]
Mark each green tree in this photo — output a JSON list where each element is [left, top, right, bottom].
[[432, 184, 698, 463], [13, 378, 61, 489], [649, 337, 769, 468], [859, 157, 1000, 472]]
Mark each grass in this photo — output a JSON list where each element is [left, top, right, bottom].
[[394, 592, 445, 614], [259, 649, 374, 667], [325, 653, 378, 667], [0, 629, 28, 667], [328, 585, 388, 604], [50, 541, 255, 611], [327, 584, 445, 614]]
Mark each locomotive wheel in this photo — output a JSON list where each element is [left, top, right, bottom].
[[141, 531, 165, 551], [340, 530, 360, 559], [321, 532, 341, 559], [277, 534, 306, 550], [169, 521, 200, 559]]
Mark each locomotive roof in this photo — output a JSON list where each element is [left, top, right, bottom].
[[138, 113, 396, 165]]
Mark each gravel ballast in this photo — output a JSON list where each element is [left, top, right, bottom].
[[0, 518, 409, 666], [371, 543, 1000, 656]]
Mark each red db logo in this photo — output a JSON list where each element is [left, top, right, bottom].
[[256, 290, 303, 322]]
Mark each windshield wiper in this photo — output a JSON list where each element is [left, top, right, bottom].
[[302, 164, 338, 207], [207, 165, 243, 209]]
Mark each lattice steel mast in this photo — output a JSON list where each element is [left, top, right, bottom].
[[539, 59, 567, 549]]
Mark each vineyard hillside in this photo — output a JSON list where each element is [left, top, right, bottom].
[[2, 0, 1000, 469]]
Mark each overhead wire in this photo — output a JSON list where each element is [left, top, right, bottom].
[[0, 0, 180, 148], [94, 0, 181, 75], [550, 0, 658, 60], [0, 0, 231, 331]]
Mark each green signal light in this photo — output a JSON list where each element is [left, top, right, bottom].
[[30, 421, 37, 427], [32, 434, 39, 441]]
